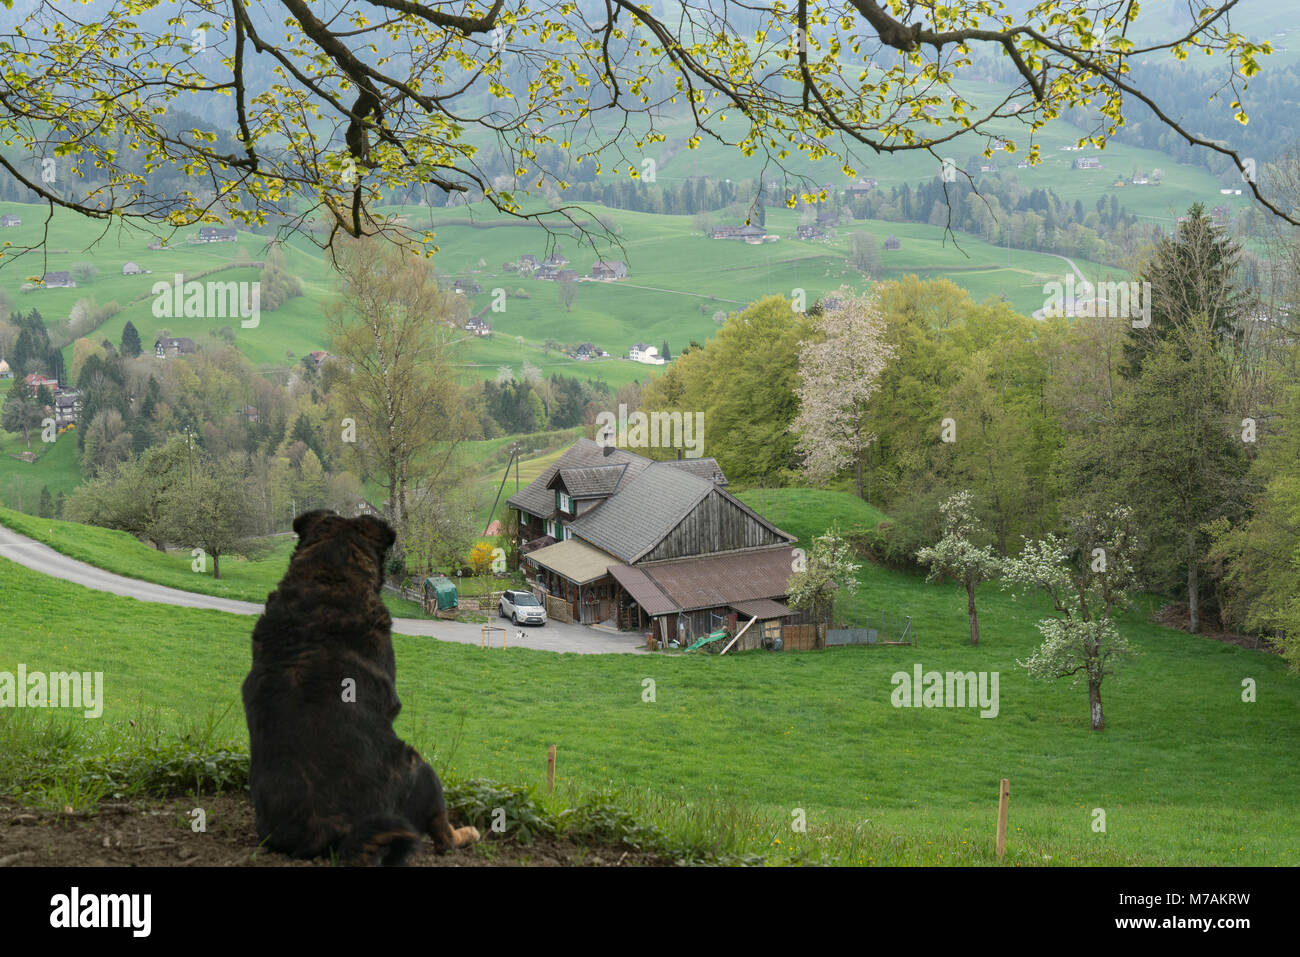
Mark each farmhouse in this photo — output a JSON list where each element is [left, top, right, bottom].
[[844, 178, 877, 198], [0, 359, 10, 379], [451, 278, 481, 295], [1073, 157, 1103, 170], [122, 262, 143, 275], [509, 438, 814, 646], [797, 224, 829, 240], [571, 342, 606, 360], [1, 215, 20, 227], [557, 268, 580, 283], [40, 272, 75, 288], [306, 350, 332, 369], [519, 254, 539, 271], [536, 263, 560, 280], [710, 224, 770, 243], [544, 251, 568, 266], [154, 337, 197, 359], [591, 260, 628, 280], [197, 227, 237, 243], [629, 343, 664, 365], [466, 316, 491, 337], [54, 391, 82, 427], [884, 234, 901, 250], [24, 373, 59, 396]]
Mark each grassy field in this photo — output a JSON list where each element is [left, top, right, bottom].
[[1, 490, 1296, 865], [0, 414, 82, 513]]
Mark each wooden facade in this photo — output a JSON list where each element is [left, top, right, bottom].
[[636, 489, 787, 563]]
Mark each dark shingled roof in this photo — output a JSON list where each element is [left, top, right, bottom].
[[663, 458, 728, 486], [507, 438, 649, 519], [565, 463, 716, 563], [550, 464, 629, 499], [508, 439, 729, 523]]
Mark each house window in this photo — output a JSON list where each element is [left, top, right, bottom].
[[563, 526, 573, 541], [546, 519, 557, 538], [519, 510, 531, 525], [556, 491, 573, 513]]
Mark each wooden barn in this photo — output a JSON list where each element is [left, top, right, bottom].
[[509, 438, 825, 646]]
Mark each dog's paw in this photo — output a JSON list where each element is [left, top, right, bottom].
[[453, 825, 480, 849]]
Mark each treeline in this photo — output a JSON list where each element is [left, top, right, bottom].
[[843, 175, 1161, 268], [480, 370, 615, 436]]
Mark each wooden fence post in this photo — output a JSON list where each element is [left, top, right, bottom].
[[546, 744, 556, 795], [995, 778, 1010, 860]]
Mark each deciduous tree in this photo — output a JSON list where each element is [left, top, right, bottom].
[[916, 491, 1003, 647], [791, 287, 893, 498], [1002, 506, 1142, 731]]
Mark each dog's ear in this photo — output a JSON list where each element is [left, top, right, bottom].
[[293, 509, 337, 546], [352, 514, 396, 558]]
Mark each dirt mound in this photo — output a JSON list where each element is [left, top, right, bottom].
[[1152, 604, 1279, 652], [0, 794, 667, 867]]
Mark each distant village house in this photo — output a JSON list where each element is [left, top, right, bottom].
[[154, 336, 197, 359], [591, 260, 628, 281], [197, 227, 237, 243], [629, 344, 665, 365]]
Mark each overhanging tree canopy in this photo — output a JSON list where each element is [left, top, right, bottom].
[[0, 0, 1289, 259]]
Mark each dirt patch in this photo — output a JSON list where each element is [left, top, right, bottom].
[[0, 794, 668, 867], [1153, 604, 1280, 652]]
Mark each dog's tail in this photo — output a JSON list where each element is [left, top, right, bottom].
[[338, 815, 422, 866]]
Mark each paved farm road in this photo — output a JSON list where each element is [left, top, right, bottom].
[[0, 524, 644, 655]]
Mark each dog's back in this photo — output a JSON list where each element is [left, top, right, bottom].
[[243, 510, 424, 865]]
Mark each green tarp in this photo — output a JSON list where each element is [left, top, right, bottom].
[[423, 577, 459, 610], [685, 628, 729, 653]]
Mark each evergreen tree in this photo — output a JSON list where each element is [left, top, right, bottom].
[[120, 320, 142, 357], [1122, 203, 1251, 377]]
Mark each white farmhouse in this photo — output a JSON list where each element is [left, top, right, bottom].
[[629, 343, 665, 365]]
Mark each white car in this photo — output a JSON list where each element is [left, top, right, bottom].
[[499, 589, 547, 626]]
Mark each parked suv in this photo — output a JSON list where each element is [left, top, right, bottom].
[[500, 589, 547, 626]]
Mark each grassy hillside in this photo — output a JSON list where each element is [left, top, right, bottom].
[[0, 506, 425, 617], [390, 202, 1117, 343], [1, 489, 1295, 865]]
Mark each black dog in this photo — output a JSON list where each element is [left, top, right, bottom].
[[242, 509, 479, 865]]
